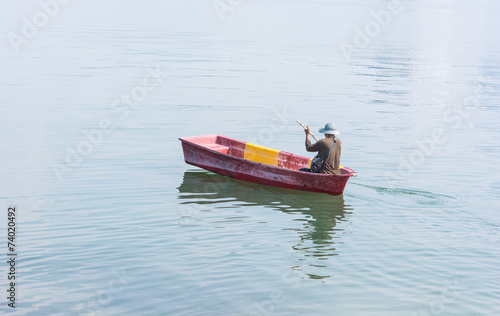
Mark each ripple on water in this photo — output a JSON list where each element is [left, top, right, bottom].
[[350, 182, 467, 208], [177, 170, 354, 279]]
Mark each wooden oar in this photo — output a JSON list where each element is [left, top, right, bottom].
[[296, 120, 319, 142]]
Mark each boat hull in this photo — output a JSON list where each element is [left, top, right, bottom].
[[179, 135, 355, 195]]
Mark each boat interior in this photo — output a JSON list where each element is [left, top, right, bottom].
[[181, 135, 353, 175], [182, 134, 309, 170]]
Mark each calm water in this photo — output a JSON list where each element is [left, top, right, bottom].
[[1, 0, 499, 315]]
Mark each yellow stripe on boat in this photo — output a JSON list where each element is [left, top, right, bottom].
[[244, 143, 280, 166]]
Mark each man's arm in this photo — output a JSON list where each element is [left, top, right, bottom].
[[305, 126, 322, 152]]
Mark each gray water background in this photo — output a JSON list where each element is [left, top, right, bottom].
[[1, 0, 499, 315]]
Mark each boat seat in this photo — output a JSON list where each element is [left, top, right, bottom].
[[205, 144, 230, 154]]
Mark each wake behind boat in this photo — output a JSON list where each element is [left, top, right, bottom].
[[179, 135, 357, 195]]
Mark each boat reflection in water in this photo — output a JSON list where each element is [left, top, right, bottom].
[[177, 170, 353, 279]]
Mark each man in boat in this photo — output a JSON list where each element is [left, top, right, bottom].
[[301, 122, 342, 175]]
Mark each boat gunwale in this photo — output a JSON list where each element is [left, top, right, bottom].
[[179, 135, 355, 178]]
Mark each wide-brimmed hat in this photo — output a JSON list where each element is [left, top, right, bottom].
[[318, 122, 340, 135]]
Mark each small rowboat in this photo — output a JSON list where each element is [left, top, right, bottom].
[[179, 135, 357, 195]]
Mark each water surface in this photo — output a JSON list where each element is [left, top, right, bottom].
[[1, 0, 499, 315]]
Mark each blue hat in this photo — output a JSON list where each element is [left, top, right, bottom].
[[318, 122, 340, 135]]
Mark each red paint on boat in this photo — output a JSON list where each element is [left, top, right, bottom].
[[179, 135, 357, 195]]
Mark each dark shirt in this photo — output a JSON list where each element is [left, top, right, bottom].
[[305, 137, 342, 175]]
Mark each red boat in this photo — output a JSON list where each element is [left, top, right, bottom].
[[179, 134, 357, 195]]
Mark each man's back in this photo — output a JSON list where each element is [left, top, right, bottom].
[[305, 138, 342, 175]]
